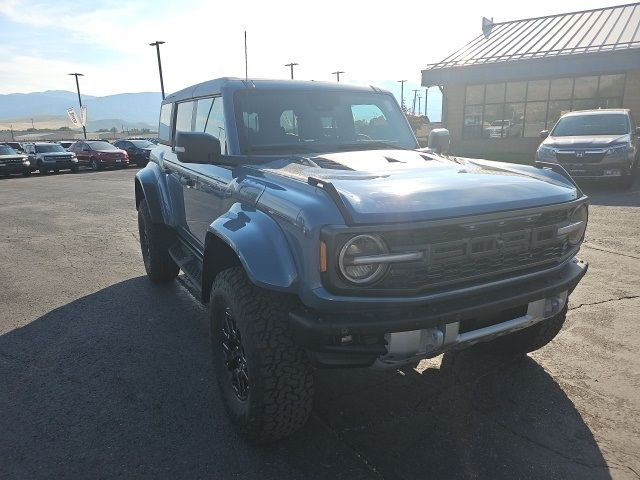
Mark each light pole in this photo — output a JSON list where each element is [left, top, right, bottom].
[[149, 41, 166, 100], [285, 62, 298, 80], [397, 79, 407, 111], [331, 70, 344, 82], [68, 73, 87, 139]]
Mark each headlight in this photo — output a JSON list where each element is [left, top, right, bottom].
[[558, 204, 588, 246], [22, 159, 30, 166], [338, 234, 388, 284], [607, 143, 631, 155], [537, 146, 557, 162]]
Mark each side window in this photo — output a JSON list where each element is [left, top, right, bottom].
[[175, 101, 195, 135], [158, 103, 172, 144], [195, 98, 214, 132], [203, 97, 227, 154]]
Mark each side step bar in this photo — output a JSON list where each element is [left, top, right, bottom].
[[169, 240, 203, 298]]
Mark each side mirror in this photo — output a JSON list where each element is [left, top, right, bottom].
[[175, 131, 221, 164], [539, 130, 549, 138], [427, 128, 450, 154]]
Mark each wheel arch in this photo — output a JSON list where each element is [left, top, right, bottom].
[[134, 165, 172, 225], [201, 204, 299, 302]]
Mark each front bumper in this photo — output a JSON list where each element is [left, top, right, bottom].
[[289, 258, 587, 366], [0, 163, 30, 174], [559, 160, 630, 178]]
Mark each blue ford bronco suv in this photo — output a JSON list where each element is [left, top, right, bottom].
[[135, 78, 588, 442]]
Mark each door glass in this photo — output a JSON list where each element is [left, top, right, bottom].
[[195, 98, 214, 132], [175, 101, 194, 133], [204, 98, 227, 154], [159, 103, 172, 144]]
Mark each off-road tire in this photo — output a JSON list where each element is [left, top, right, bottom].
[[210, 267, 314, 443], [38, 161, 49, 175], [137, 198, 179, 282], [478, 304, 568, 356]]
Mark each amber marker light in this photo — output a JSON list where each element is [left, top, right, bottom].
[[320, 241, 327, 272]]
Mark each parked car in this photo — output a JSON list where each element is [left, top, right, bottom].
[[69, 140, 129, 170], [486, 119, 521, 138], [24, 142, 79, 174], [2, 141, 25, 153], [135, 78, 588, 442], [536, 109, 639, 188], [0, 144, 31, 176], [58, 141, 75, 150], [113, 139, 154, 166]]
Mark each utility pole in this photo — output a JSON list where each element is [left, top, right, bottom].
[[331, 70, 344, 82], [397, 80, 407, 111], [10, 125, 14, 141], [68, 73, 87, 139], [424, 87, 429, 119], [30, 118, 35, 130], [149, 41, 166, 100], [412, 89, 419, 115], [417, 95, 422, 116], [285, 62, 299, 80]]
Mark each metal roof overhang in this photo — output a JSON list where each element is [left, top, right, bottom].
[[421, 48, 640, 86]]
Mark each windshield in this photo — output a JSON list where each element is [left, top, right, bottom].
[[36, 144, 66, 153], [88, 141, 118, 151], [234, 89, 418, 155], [0, 146, 17, 155], [129, 140, 153, 148], [552, 113, 629, 136]]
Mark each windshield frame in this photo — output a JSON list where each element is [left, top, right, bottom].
[[551, 113, 630, 137], [233, 88, 419, 155]]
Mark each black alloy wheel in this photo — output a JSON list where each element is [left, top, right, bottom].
[[90, 158, 99, 171], [220, 306, 249, 401]]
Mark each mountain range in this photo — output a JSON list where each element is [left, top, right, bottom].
[[0, 90, 162, 130]]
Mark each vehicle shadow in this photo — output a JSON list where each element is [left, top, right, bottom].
[[0, 277, 611, 479], [578, 178, 640, 207]]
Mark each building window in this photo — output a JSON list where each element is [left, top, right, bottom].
[[463, 73, 625, 139]]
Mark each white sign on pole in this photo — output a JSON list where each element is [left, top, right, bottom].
[[80, 105, 87, 127], [67, 107, 81, 127]]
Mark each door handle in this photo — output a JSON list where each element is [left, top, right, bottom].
[[180, 177, 195, 187]]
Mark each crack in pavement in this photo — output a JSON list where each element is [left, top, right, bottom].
[[570, 295, 640, 311], [583, 243, 640, 260]]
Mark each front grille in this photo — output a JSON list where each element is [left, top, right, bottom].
[[3, 157, 23, 164], [557, 152, 605, 163], [373, 208, 572, 293]]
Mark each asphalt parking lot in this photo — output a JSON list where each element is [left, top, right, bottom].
[[1, 168, 639, 480]]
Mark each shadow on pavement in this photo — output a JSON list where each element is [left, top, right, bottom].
[[0, 277, 611, 479], [578, 178, 640, 207]]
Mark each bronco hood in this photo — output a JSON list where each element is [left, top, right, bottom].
[[263, 150, 580, 224]]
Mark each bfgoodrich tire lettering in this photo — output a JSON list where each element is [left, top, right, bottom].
[[137, 198, 179, 282], [210, 267, 314, 442]]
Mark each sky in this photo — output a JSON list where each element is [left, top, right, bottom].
[[0, 0, 627, 121]]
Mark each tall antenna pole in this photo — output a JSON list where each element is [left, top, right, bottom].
[[244, 31, 248, 81], [331, 70, 344, 82], [397, 79, 407, 111], [68, 73, 87, 139], [149, 41, 166, 100], [285, 62, 298, 80]]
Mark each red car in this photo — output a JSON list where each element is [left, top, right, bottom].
[[69, 140, 129, 170]]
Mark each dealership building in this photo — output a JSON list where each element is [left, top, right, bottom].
[[422, 2, 640, 160]]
